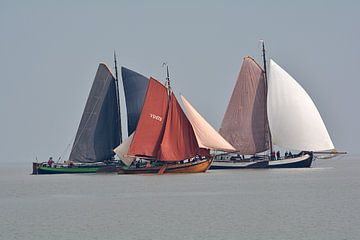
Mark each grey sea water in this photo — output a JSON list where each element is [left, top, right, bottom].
[[0, 155, 359, 240]]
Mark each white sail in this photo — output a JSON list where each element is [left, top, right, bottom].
[[267, 59, 334, 151], [181, 95, 236, 152], [114, 133, 135, 166]]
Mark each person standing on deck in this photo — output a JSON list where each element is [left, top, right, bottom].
[[271, 151, 276, 160], [48, 157, 54, 167]]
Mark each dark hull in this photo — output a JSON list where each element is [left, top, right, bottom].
[[118, 167, 159, 174], [210, 160, 268, 169], [32, 162, 120, 174], [268, 153, 313, 168], [96, 165, 123, 173]]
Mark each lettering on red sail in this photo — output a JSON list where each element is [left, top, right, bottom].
[[150, 113, 162, 122]]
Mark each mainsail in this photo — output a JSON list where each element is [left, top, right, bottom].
[[267, 59, 334, 151], [121, 67, 149, 136], [181, 95, 235, 152], [69, 64, 121, 163], [128, 78, 169, 157], [219, 56, 269, 154], [158, 93, 199, 161]]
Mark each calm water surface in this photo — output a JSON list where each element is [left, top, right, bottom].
[[0, 155, 359, 240]]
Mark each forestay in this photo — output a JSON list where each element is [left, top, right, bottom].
[[267, 59, 334, 151]]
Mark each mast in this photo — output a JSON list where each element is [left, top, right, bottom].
[[166, 65, 170, 90], [163, 62, 171, 93], [162, 62, 172, 100], [262, 41, 268, 85], [261, 40, 273, 157], [114, 51, 121, 139]]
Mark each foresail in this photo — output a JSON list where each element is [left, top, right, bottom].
[[114, 132, 135, 166], [158, 93, 199, 161], [181, 95, 235, 152], [69, 63, 121, 163], [267, 59, 334, 151], [121, 67, 149, 136], [219, 56, 269, 154], [128, 78, 169, 157]]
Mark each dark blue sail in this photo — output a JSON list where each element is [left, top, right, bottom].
[[69, 64, 121, 163], [121, 67, 149, 136]]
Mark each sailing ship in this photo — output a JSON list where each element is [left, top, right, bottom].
[[115, 66, 234, 174], [33, 58, 123, 174], [213, 55, 270, 169], [213, 42, 338, 169], [266, 56, 336, 168]]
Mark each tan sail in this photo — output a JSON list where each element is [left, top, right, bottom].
[[114, 133, 135, 166], [219, 56, 269, 154], [181, 95, 235, 152]]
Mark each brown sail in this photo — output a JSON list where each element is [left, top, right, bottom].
[[158, 93, 199, 161], [219, 56, 269, 154], [128, 78, 169, 157]]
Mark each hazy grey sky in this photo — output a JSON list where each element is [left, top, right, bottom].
[[1, 0, 359, 163]]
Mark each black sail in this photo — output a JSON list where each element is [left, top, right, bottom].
[[121, 67, 149, 136], [69, 64, 121, 163]]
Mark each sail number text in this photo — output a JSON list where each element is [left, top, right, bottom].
[[150, 114, 162, 122]]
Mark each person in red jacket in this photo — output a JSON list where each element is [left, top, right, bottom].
[[47, 157, 54, 167]]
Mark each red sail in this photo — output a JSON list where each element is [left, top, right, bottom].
[[198, 148, 211, 157], [158, 93, 199, 161], [128, 78, 169, 157]]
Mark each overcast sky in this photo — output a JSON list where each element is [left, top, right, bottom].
[[1, 0, 359, 163]]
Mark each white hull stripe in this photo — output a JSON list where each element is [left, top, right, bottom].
[[268, 154, 310, 166]]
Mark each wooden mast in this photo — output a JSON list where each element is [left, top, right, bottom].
[[163, 62, 172, 99], [114, 51, 121, 141], [159, 63, 171, 174], [261, 40, 273, 158], [166, 65, 170, 90], [163, 63, 171, 92]]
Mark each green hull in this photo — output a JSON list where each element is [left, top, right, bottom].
[[33, 163, 100, 174]]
